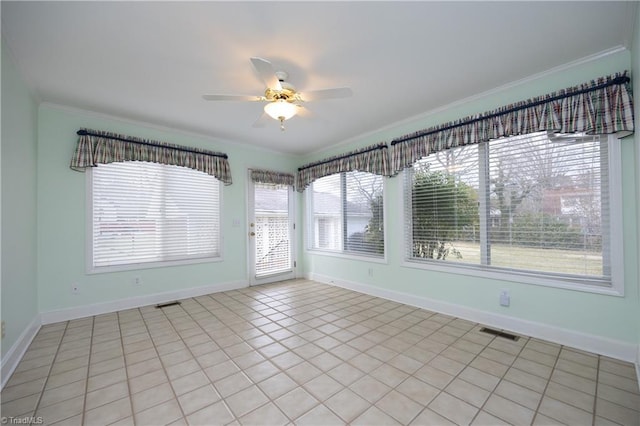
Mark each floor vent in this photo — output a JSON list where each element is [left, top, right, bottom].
[[155, 301, 181, 309], [479, 327, 520, 341]]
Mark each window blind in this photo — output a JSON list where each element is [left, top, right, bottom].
[[407, 144, 480, 262], [90, 161, 221, 270], [405, 132, 611, 281], [310, 171, 384, 256]]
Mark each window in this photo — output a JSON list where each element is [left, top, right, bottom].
[[308, 171, 384, 257], [88, 161, 221, 272], [404, 132, 622, 291]]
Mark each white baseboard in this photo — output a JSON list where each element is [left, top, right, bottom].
[[1, 315, 41, 390], [308, 272, 638, 364], [41, 280, 248, 324]]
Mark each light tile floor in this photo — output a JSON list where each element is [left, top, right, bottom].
[[2, 279, 639, 425]]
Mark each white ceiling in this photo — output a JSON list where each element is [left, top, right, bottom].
[[1, 1, 635, 155]]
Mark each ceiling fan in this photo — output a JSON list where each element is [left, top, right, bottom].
[[203, 57, 353, 131]]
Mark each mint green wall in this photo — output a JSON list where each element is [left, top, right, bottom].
[[1, 42, 39, 358], [36, 106, 299, 313], [301, 50, 640, 345]]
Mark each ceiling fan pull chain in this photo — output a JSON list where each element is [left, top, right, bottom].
[[280, 118, 286, 131]]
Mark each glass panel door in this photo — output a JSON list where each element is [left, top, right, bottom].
[[248, 180, 295, 285]]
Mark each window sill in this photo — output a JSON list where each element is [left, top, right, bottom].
[[400, 258, 624, 297], [87, 255, 223, 274]]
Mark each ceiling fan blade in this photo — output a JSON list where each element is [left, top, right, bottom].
[[250, 57, 282, 91], [252, 112, 270, 128], [202, 94, 263, 101], [299, 87, 353, 102], [295, 104, 312, 118]]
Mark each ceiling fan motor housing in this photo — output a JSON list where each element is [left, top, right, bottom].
[[265, 75, 298, 103]]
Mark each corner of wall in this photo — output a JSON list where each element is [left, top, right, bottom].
[[1, 35, 40, 379], [0, 315, 41, 390]]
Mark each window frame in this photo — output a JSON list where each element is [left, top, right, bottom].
[[401, 134, 624, 296], [306, 171, 388, 262], [86, 162, 224, 274]]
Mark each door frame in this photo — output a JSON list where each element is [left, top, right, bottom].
[[247, 170, 297, 286]]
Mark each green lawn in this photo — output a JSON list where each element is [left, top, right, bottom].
[[444, 241, 603, 276]]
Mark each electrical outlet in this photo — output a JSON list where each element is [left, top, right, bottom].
[[132, 276, 142, 286], [71, 283, 80, 295], [1, 321, 5, 339], [500, 289, 510, 307]]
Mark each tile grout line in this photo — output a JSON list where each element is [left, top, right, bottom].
[[214, 284, 387, 423], [118, 310, 169, 420], [201, 290, 326, 424], [196, 289, 332, 423], [137, 304, 192, 424], [530, 343, 563, 425], [114, 310, 139, 425], [302, 302, 476, 423], [368, 313, 468, 425], [276, 283, 407, 423], [300, 307, 421, 423], [292, 287, 498, 424], [468, 333, 530, 425], [592, 354, 600, 426], [246, 303, 328, 423], [78, 316, 95, 425], [165, 295, 287, 423], [372, 316, 488, 424], [165, 298, 249, 423], [427, 326, 502, 425], [550, 348, 606, 421], [30, 321, 70, 421], [296, 288, 439, 422]]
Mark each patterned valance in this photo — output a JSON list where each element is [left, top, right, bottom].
[[70, 129, 232, 185], [296, 143, 391, 192], [250, 169, 295, 187], [391, 71, 634, 174]]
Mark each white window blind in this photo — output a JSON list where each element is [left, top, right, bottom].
[[309, 171, 384, 257], [405, 132, 612, 284], [89, 161, 221, 271]]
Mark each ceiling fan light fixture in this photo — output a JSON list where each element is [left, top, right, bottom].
[[264, 100, 297, 122]]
